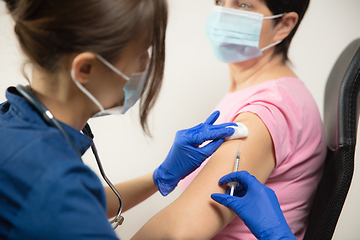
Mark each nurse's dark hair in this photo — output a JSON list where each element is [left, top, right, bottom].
[[264, 0, 310, 62], [3, 0, 168, 136]]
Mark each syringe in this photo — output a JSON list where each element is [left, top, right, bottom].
[[229, 147, 241, 196]]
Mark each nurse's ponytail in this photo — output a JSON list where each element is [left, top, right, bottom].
[[3, 0, 168, 135]]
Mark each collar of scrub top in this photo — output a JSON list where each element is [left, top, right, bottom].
[[13, 85, 124, 229]]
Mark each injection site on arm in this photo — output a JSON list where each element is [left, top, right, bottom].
[[225, 122, 249, 140], [131, 116, 276, 240], [225, 123, 247, 196], [228, 147, 241, 196]]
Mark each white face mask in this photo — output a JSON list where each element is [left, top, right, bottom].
[[206, 6, 285, 63], [71, 54, 149, 117]]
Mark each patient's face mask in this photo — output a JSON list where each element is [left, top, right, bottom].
[[206, 6, 285, 63], [71, 54, 149, 117]]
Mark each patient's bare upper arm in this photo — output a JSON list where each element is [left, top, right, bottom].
[[132, 112, 276, 240], [231, 112, 276, 183]]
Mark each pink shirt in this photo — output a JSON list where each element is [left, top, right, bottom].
[[179, 77, 326, 239]]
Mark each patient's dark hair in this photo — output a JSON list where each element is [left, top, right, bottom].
[[264, 0, 310, 62], [3, 0, 168, 135]]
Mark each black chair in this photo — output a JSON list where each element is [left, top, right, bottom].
[[303, 38, 360, 240]]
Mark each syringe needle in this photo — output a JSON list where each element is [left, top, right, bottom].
[[229, 147, 241, 196]]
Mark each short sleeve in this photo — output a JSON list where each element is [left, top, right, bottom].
[[237, 95, 295, 167], [10, 160, 119, 240]]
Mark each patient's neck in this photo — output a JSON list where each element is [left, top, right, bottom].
[[228, 52, 295, 92]]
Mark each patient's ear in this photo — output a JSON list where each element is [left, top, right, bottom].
[[71, 52, 97, 84], [274, 12, 299, 42]]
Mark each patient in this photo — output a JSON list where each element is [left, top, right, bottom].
[[132, 0, 326, 239]]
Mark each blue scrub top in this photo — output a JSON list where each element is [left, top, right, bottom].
[[0, 87, 119, 240]]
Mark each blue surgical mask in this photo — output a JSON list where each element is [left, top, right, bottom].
[[71, 54, 149, 117], [206, 6, 285, 63]]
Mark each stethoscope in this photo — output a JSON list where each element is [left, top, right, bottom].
[[15, 85, 124, 229]]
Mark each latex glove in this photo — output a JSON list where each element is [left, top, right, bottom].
[[211, 171, 296, 240], [153, 111, 236, 196]]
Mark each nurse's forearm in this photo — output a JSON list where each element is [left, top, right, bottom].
[[105, 172, 158, 218]]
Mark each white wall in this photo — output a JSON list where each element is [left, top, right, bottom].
[[1, 0, 360, 239]]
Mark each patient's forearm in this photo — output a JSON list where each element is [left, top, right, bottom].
[[132, 142, 240, 239], [131, 112, 276, 239]]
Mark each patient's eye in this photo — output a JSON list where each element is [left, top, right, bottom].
[[215, 0, 252, 9], [240, 3, 251, 9], [215, 0, 225, 6], [238, 1, 252, 9]]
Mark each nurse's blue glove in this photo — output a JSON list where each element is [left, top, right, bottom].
[[211, 171, 296, 240], [153, 111, 236, 196]]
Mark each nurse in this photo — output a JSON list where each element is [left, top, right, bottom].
[[0, 0, 238, 239]]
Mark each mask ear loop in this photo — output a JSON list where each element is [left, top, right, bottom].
[[96, 54, 130, 81], [261, 13, 286, 52], [70, 69, 105, 113], [263, 13, 285, 20], [261, 40, 283, 52]]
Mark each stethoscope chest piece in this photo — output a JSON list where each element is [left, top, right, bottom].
[[111, 215, 124, 229]]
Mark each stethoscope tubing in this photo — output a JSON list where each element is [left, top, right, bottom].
[[82, 124, 124, 227], [15, 85, 124, 228]]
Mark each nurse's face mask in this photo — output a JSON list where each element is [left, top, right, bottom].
[[71, 54, 149, 117], [206, 6, 285, 63]]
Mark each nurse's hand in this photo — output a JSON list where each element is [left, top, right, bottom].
[[211, 171, 296, 240], [153, 111, 236, 196]]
